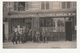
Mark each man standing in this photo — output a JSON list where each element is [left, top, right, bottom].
[[12, 32, 18, 44], [42, 28, 47, 43], [35, 31, 40, 43]]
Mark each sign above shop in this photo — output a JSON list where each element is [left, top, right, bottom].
[[38, 13, 76, 17], [9, 12, 76, 18]]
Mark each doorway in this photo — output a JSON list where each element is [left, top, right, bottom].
[[25, 18, 32, 41], [65, 21, 72, 41]]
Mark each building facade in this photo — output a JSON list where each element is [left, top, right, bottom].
[[3, 2, 9, 42], [3, 2, 76, 41]]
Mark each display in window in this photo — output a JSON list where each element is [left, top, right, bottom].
[[40, 18, 65, 32]]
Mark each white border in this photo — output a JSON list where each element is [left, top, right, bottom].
[[0, 0, 79, 53]]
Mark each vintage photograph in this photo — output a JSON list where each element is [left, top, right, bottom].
[[3, 1, 77, 49]]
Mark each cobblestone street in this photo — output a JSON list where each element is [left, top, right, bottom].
[[3, 41, 76, 49]]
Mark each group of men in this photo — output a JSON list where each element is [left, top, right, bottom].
[[11, 28, 48, 44], [34, 28, 48, 43]]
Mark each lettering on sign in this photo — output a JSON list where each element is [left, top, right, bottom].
[[38, 13, 76, 17], [10, 13, 76, 18]]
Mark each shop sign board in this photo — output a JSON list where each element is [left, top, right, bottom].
[[10, 12, 76, 18]]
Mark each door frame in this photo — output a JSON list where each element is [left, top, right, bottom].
[[65, 21, 72, 41], [25, 18, 32, 41]]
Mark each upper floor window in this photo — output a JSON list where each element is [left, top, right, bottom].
[[46, 2, 49, 9], [18, 2, 25, 11], [14, 2, 17, 11], [25, 2, 29, 10], [67, 2, 70, 9], [41, 2, 49, 10], [41, 2, 45, 9], [62, 2, 66, 9], [62, 2, 71, 9], [14, 2, 25, 11], [73, 2, 76, 8]]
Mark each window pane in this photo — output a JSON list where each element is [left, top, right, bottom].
[[26, 2, 29, 10], [57, 20, 61, 26], [18, 2, 25, 11], [44, 18, 46, 27], [46, 2, 49, 9], [67, 2, 70, 8], [73, 2, 76, 8], [40, 18, 44, 27], [14, 2, 17, 10], [62, 2, 66, 9], [41, 2, 45, 9]]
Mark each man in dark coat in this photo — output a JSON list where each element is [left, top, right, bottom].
[[12, 32, 18, 44], [17, 32, 21, 43]]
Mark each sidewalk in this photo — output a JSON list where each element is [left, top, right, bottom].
[[3, 41, 76, 49]]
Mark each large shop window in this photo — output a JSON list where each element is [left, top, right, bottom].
[[40, 18, 65, 32], [11, 19, 25, 34]]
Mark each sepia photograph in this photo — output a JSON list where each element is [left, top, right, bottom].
[[3, 1, 77, 49]]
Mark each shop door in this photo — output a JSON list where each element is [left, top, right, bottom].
[[65, 21, 72, 41], [25, 18, 32, 41]]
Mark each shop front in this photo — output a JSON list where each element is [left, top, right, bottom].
[[8, 11, 76, 41]]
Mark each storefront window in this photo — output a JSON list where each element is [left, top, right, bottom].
[[40, 18, 53, 27], [40, 18, 65, 32], [57, 20, 61, 26], [61, 21, 64, 27]]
